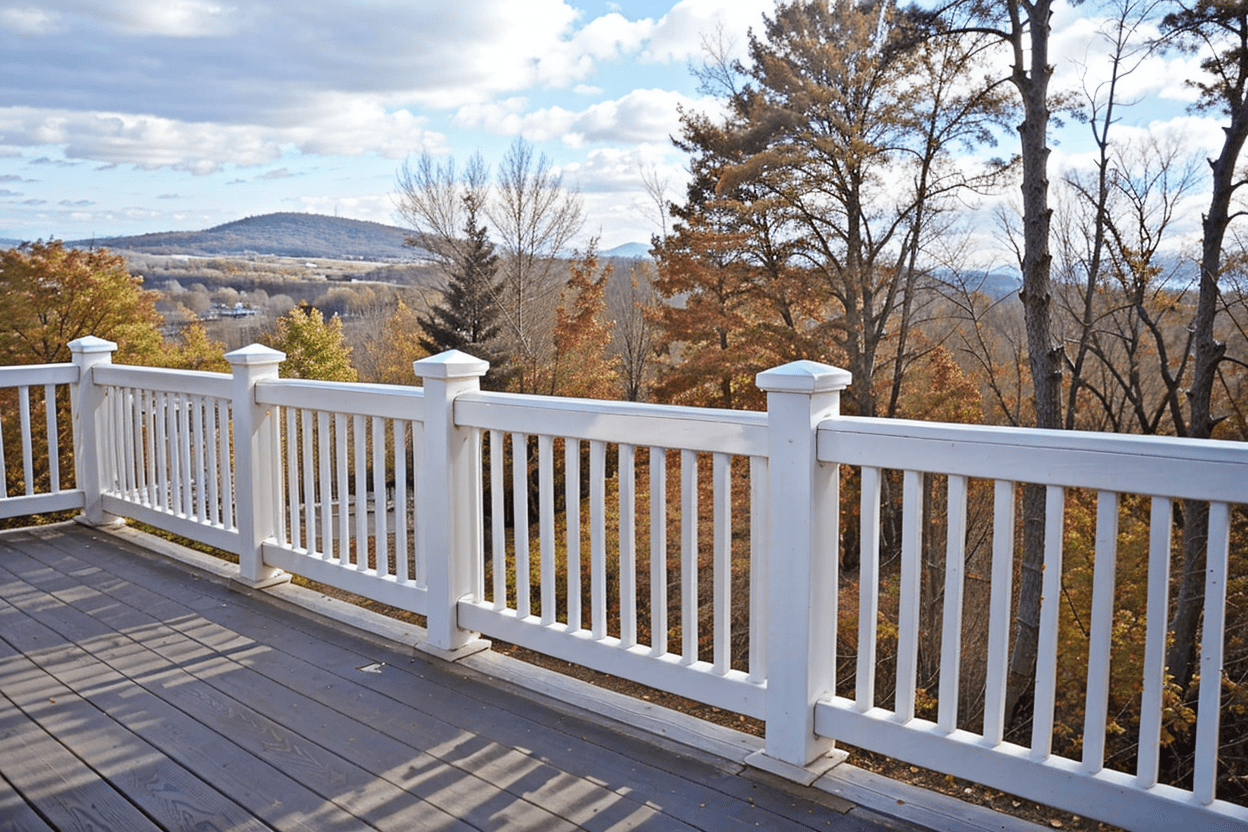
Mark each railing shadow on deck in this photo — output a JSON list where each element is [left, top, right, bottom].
[[0, 333, 1244, 832]]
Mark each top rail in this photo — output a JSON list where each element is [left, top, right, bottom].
[[456, 390, 769, 456], [256, 378, 425, 421], [818, 416, 1248, 502], [94, 364, 232, 400], [0, 364, 78, 387]]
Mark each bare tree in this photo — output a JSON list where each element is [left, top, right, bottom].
[[394, 151, 490, 269], [488, 138, 585, 393], [607, 260, 658, 402]]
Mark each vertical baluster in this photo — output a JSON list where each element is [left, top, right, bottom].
[[335, 413, 349, 563], [539, 434, 556, 626], [1137, 497, 1173, 787], [410, 422, 424, 588], [590, 439, 607, 638], [353, 414, 367, 570], [712, 452, 731, 674], [284, 408, 300, 549], [269, 404, 284, 544], [491, 429, 506, 609], [394, 420, 409, 582], [895, 469, 923, 720], [318, 411, 333, 559], [565, 437, 581, 630], [937, 475, 969, 733], [300, 410, 316, 555], [44, 384, 59, 493], [132, 389, 147, 500], [203, 398, 218, 523], [0, 408, 8, 496], [513, 433, 531, 617], [218, 400, 234, 530], [142, 391, 157, 508], [857, 465, 882, 711], [619, 443, 637, 647], [372, 416, 388, 577], [156, 392, 170, 511], [179, 394, 194, 517], [1082, 491, 1119, 773], [983, 480, 1017, 743], [650, 447, 668, 656], [1030, 485, 1066, 759], [1193, 501, 1231, 806], [19, 386, 34, 495], [681, 448, 698, 665], [166, 392, 182, 512], [193, 396, 208, 521], [109, 388, 124, 494], [748, 455, 766, 683]]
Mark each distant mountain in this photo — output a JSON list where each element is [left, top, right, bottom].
[[602, 241, 653, 259], [68, 213, 421, 261]]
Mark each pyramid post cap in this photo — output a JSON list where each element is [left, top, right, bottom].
[[224, 343, 287, 366], [413, 349, 490, 380], [756, 360, 852, 394], [68, 336, 118, 355]]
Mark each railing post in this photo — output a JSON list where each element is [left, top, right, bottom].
[[413, 349, 490, 657], [69, 336, 120, 526], [225, 344, 290, 588], [749, 359, 852, 782]]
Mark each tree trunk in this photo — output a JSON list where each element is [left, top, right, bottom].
[[1003, 0, 1062, 727], [1166, 107, 1248, 690]]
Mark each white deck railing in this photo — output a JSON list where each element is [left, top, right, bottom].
[[0, 335, 1244, 831]]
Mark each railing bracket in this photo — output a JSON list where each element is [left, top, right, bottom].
[[744, 748, 849, 787], [416, 637, 492, 663]]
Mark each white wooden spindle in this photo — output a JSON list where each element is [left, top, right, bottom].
[[937, 474, 968, 733], [857, 465, 882, 711], [1193, 501, 1231, 806], [650, 446, 667, 656], [0, 409, 8, 496], [283, 407, 299, 549], [681, 448, 698, 665], [156, 392, 170, 511], [144, 392, 158, 507], [619, 443, 637, 648], [984, 479, 1016, 745], [1082, 491, 1119, 774], [565, 437, 581, 631], [44, 384, 59, 492], [491, 429, 506, 610], [353, 415, 367, 570], [1030, 485, 1066, 759], [372, 416, 388, 577], [394, 420, 409, 582], [204, 399, 220, 524], [335, 413, 349, 563], [19, 386, 34, 495], [538, 434, 555, 626], [590, 439, 607, 638], [895, 469, 923, 721], [218, 400, 233, 530], [712, 451, 731, 675], [411, 422, 425, 588], [317, 411, 332, 557], [748, 455, 766, 683], [179, 394, 194, 516], [513, 432, 530, 618], [193, 396, 208, 521]]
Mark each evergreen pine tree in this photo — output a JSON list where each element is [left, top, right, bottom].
[[418, 195, 512, 388]]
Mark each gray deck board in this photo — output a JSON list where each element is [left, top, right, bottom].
[[0, 524, 929, 832]]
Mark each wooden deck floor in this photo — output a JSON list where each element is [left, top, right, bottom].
[[0, 522, 930, 832]]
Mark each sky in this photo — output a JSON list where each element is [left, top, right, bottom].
[[0, 0, 1227, 254]]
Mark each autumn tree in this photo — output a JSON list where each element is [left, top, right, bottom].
[[0, 241, 164, 366], [265, 304, 357, 382], [666, 0, 1009, 416], [548, 242, 618, 400]]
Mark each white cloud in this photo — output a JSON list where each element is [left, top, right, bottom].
[[643, 0, 773, 64], [0, 6, 63, 35], [455, 89, 696, 147], [0, 104, 446, 172]]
